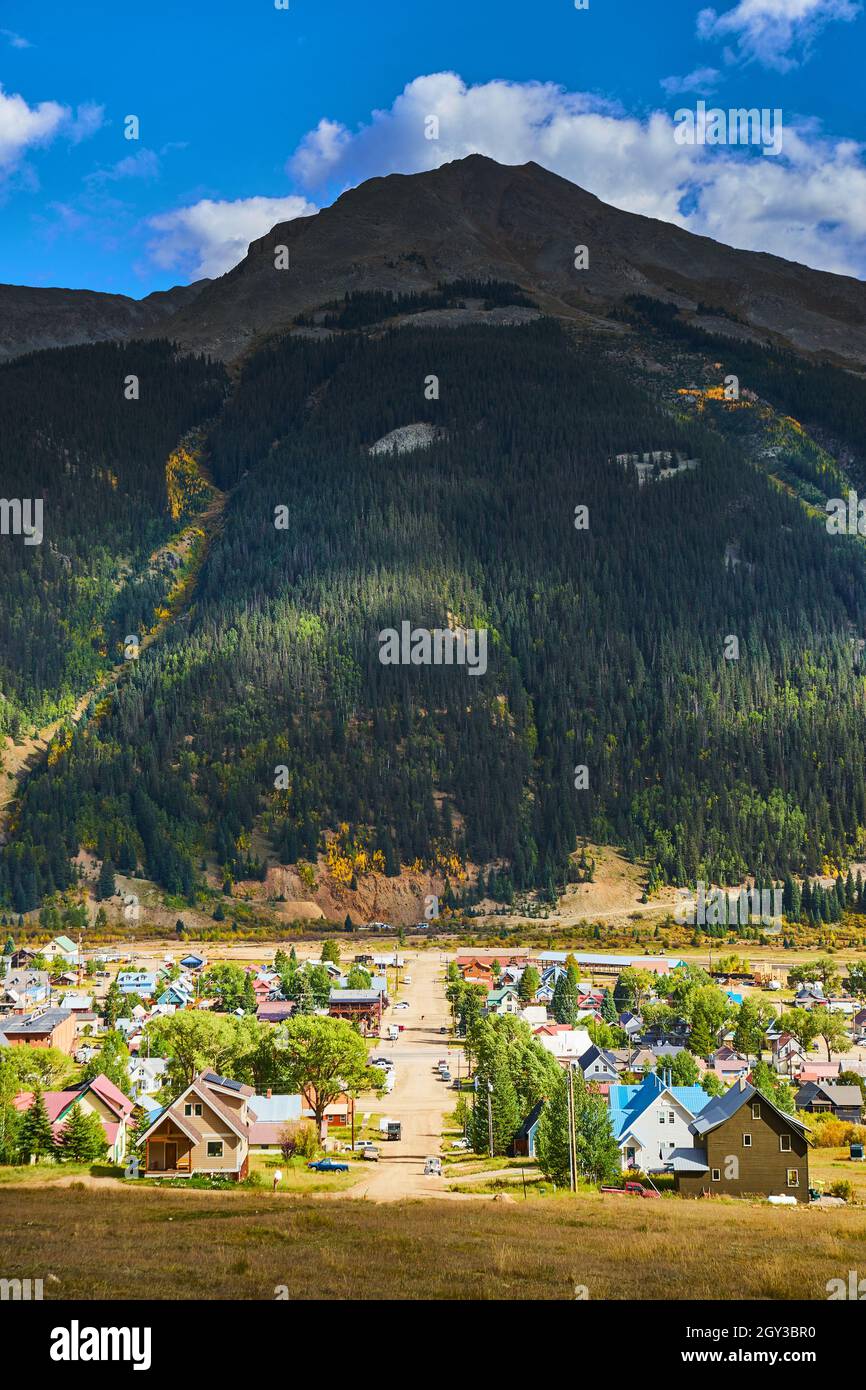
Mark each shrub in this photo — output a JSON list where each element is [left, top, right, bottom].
[[829, 1180, 855, 1202], [279, 1120, 319, 1160]]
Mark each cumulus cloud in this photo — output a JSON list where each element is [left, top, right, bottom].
[[146, 193, 318, 279], [660, 67, 722, 95], [285, 72, 866, 277], [0, 87, 103, 179], [696, 0, 861, 72]]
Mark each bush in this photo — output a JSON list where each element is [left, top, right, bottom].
[[807, 1115, 866, 1148], [279, 1120, 319, 1160], [828, 1180, 855, 1202]]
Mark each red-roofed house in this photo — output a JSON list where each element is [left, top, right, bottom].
[[14, 1072, 133, 1163]]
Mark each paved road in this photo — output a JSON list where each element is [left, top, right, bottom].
[[350, 952, 463, 1200]]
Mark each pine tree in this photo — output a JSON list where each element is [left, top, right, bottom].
[[552, 965, 579, 1025], [96, 858, 116, 901], [18, 1086, 56, 1162], [56, 1103, 108, 1162]]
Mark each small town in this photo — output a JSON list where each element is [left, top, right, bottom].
[[2, 931, 864, 1217]]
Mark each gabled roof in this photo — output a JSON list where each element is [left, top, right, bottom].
[[609, 1072, 707, 1142], [692, 1082, 809, 1137], [514, 1100, 545, 1140], [50, 936, 78, 953]]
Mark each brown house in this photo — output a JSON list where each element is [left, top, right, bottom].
[[0, 1007, 76, 1054], [670, 1080, 810, 1202], [138, 1071, 254, 1179]]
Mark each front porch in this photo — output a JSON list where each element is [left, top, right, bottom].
[[144, 1135, 194, 1176]]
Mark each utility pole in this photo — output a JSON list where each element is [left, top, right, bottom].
[[566, 1064, 577, 1193]]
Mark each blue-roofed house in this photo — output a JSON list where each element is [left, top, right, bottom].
[[117, 971, 157, 997], [157, 981, 194, 1009], [608, 1070, 709, 1173]]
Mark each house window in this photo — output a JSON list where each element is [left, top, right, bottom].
[[184, 1103, 202, 1118], [780, 1135, 791, 1152], [711, 1169, 721, 1181], [743, 1134, 752, 1147], [786, 1168, 799, 1187], [206, 1141, 223, 1158], [751, 1102, 761, 1119]]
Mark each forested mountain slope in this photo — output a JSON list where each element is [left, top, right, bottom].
[[5, 313, 866, 915]]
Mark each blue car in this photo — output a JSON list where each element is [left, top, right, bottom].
[[307, 1157, 350, 1172]]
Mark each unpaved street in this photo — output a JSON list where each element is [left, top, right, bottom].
[[350, 951, 463, 1200]]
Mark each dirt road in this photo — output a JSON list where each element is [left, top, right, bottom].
[[349, 951, 463, 1201]]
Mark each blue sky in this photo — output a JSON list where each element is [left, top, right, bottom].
[[1, 0, 864, 296]]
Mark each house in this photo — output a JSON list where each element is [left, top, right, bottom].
[[852, 1008, 866, 1042], [705, 1050, 751, 1084], [247, 1092, 303, 1153], [179, 954, 206, 971], [519, 1005, 548, 1028], [59, 992, 94, 1013], [609, 1071, 708, 1172], [0, 970, 51, 1011], [0, 1008, 76, 1054], [328, 988, 383, 1033], [117, 971, 157, 997], [795, 1082, 863, 1124], [669, 1079, 810, 1201], [512, 1100, 544, 1158], [4, 947, 39, 971], [256, 1000, 295, 1025], [44, 936, 80, 968], [157, 982, 193, 1009], [619, 1011, 643, 1040], [797, 1061, 843, 1085], [577, 1044, 619, 1084], [533, 1024, 592, 1065], [14, 1072, 132, 1162], [485, 986, 521, 1017], [128, 1056, 168, 1099], [139, 1071, 254, 1179]]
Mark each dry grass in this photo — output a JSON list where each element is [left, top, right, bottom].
[[1, 1183, 864, 1300]]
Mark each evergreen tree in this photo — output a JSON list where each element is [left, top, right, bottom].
[[18, 1086, 55, 1162], [551, 965, 580, 1026], [55, 1103, 108, 1163]]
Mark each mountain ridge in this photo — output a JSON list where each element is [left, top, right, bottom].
[[2, 156, 866, 366]]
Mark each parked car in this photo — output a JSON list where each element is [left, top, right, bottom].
[[440, 1070, 452, 1082], [386, 1122, 402, 1141], [403, 975, 412, 984], [436, 1059, 448, 1068], [451, 1138, 470, 1150], [308, 1158, 350, 1172], [353, 1140, 376, 1151], [395, 1001, 410, 1011], [439, 1026, 448, 1034], [424, 1156, 442, 1176], [362, 1146, 380, 1162]]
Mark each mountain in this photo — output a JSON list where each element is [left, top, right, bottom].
[[0, 279, 209, 362], [158, 155, 866, 365], [2, 157, 865, 368], [4, 156, 866, 927]]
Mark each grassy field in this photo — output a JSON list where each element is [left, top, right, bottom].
[[2, 1184, 865, 1300]]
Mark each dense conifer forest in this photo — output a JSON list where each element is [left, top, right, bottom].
[[4, 311, 866, 913]]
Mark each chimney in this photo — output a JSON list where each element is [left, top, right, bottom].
[[739, 1076, 747, 1091], [266, 1088, 272, 1099]]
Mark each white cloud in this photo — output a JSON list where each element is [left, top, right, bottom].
[[0, 87, 103, 179], [146, 194, 318, 279], [67, 102, 105, 145], [660, 67, 722, 95], [697, 0, 861, 72], [285, 72, 866, 277], [85, 147, 160, 185], [1, 29, 31, 49], [0, 84, 67, 171]]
